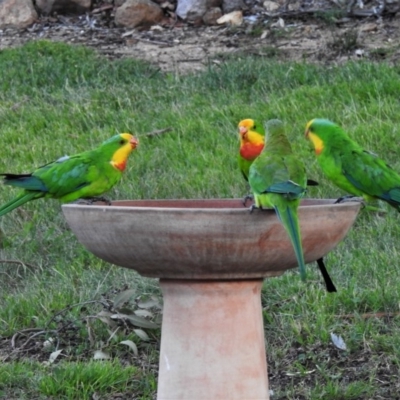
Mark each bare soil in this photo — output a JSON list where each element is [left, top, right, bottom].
[[1, 1, 400, 73]]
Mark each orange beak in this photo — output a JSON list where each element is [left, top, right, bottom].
[[239, 126, 248, 138], [130, 136, 139, 149], [304, 129, 309, 138]]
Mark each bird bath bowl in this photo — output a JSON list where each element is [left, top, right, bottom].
[[62, 198, 361, 400]]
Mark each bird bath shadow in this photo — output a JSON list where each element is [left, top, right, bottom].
[[62, 198, 361, 400]]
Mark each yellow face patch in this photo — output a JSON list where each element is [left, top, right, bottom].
[[308, 132, 324, 155], [305, 119, 315, 132], [111, 133, 136, 171]]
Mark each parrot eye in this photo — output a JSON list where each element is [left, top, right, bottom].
[[119, 139, 125, 145]]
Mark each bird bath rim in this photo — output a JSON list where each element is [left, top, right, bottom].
[[65, 197, 354, 210], [62, 198, 361, 280]]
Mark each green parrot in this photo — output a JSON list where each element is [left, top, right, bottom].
[[305, 118, 400, 210], [0, 133, 138, 217], [248, 119, 308, 280]]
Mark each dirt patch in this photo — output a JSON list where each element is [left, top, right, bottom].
[[1, 2, 400, 73]]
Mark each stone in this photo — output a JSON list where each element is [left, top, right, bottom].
[[359, 22, 378, 32], [222, 0, 244, 13], [0, 0, 37, 28], [203, 7, 222, 25], [216, 10, 242, 26], [35, 0, 92, 14], [176, 0, 207, 21], [115, 0, 164, 28], [263, 0, 279, 12]]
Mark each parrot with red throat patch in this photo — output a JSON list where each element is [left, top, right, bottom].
[[305, 118, 400, 211], [0, 133, 138, 217], [237, 119, 265, 182]]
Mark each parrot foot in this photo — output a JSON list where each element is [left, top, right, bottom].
[[74, 197, 112, 206], [334, 195, 364, 204], [88, 196, 112, 205], [242, 194, 253, 207], [249, 204, 259, 214]]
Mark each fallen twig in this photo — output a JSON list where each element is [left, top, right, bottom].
[[144, 127, 173, 137], [11, 328, 43, 349], [91, 4, 113, 14], [45, 299, 111, 329]]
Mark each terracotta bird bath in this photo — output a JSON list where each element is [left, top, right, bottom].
[[62, 198, 361, 400]]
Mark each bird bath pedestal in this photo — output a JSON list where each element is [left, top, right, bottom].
[[62, 198, 360, 400]]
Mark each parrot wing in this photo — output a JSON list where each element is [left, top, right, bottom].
[[36, 155, 100, 198], [341, 148, 400, 204], [251, 155, 307, 199], [2, 154, 96, 199]]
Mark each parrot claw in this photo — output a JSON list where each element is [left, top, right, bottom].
[[88, 196, 112, 205], [74, 196, 112, 206], [242, 194, 254, 207], [249, 204, 259, 214], [334, 195, 363, 204]]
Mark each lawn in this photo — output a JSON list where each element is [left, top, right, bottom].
[[0, 40, 400, 399]]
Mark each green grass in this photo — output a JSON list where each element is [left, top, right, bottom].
[[1, 40, 400, 398]]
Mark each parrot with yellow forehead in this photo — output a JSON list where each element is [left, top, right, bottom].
[[0, 133, 138, 217], [237, 119, 265, 182], [305, 118, 400, 210]]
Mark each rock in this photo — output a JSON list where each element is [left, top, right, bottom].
[[263, 0, 279, 12], [207, 0, 222, 7], [216, 10, 242, 26], [222, 0, 244, 13], [115, 0, 164, 28], [176, 0, 207, 21], [35, 0, 92, 14], [359, 22, 378, 32], [288, 1, 299, 11], [0, 0, 37, 28], [203, 7, 222, 25]]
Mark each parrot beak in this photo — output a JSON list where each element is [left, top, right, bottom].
[[130, 136, 139, 149], [304, 129, 309, 138], [239, 126, 248, 138]]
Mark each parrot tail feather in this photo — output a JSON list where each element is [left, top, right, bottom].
[[275, 204, 307, 281], [0, 192, 42, 217]]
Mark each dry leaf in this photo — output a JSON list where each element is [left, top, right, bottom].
[[49, 349, 63, 363], [93, 350, 111, 360], [113, 289, 136, 309], [134, 309, 154, 318], [111, 313, 159, 329], [134, 329, 150, 341], [120, 340, 138, 355], [330, 332, 347, 350]]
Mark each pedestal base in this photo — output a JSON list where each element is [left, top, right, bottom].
[[157, 279, 269, 400]]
